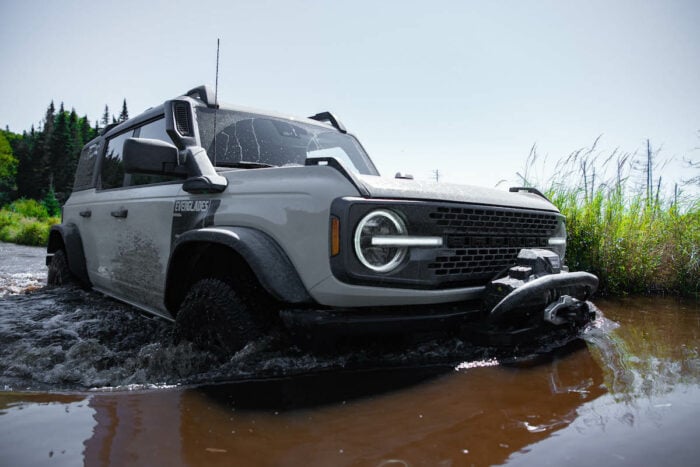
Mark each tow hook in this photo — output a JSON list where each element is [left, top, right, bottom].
[[543, 295, 590, 326]]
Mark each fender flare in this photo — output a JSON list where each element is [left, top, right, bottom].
[[47, 223, 91, 286], [165, 227, 311, 309]]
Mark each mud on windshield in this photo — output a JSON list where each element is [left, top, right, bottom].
[[196, 107, 378, 175]]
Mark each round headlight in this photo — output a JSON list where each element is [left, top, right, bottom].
[[354, 210, 407, 273]]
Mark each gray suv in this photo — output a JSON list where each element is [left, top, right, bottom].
[[47, 85, 598, 353]]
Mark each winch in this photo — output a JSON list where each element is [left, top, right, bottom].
[[482, 248, 598, 329]]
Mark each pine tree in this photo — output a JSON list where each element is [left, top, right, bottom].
[[12, 101, 98, 201], [44, 101, 56, 135], [101, 105, 110, 127], [68, 109, 81, 149], [22, 101, 58, 200], [66, 109, 81, 194], [20, 124, 48, 199], [13, 130, 34, 199], [49, 103, 72, 201], [80, 115, 94, 144], [41, 185, 61, 217], [118, 99, 129, 122]]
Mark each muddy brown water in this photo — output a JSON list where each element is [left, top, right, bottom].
[[1, 242, 699, 466]]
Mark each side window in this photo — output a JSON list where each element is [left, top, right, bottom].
[[128, 117, 182, 186], [73, 142, 99, 191], [100, 130, 133, 190], [137, 117, 169, 141]]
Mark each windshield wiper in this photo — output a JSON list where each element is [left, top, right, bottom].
[[217, 161, 275, 169]]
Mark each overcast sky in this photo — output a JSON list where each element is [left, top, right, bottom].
[[1, 0, 698, 193]]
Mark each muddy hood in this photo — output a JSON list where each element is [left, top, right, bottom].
[[356, 175, 559, 212]]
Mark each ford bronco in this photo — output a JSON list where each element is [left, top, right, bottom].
[[46, 85, 598, 353]]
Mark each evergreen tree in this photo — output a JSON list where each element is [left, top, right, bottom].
[[80, 115, 95, 144], [118, 99, 129, 122], [45, 105, 87, 202], [19, 125, 47, 199], [68, 109, 81, 149], [111, 115, 117, 124], [101, 105, 110, 127], [41, 185, 61, 217], [12, 100, 97, 201], [13, 130, 34, 199], [66, 109, 81, 194], [49, 103, 72, 201], [18, 101, 57, 200], [44, 101, 56, 135]]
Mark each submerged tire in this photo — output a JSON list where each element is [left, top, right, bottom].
[[173, 278, 262, 355], [47, 249, 74, 286]]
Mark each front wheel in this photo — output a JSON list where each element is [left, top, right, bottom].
[[47, 249, 75, 286], [173, 278, 262, 355]]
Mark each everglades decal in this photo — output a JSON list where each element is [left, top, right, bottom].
[[174, 199, 213, 213], [171, 199, 221, 242]]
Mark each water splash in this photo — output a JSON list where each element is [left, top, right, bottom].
[[0, 242, 598, 392]]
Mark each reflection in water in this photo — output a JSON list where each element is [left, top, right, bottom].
[[585, 297, 700, 400], [83, 392, 183, 467], [176, 343, 604, 467], [0, 393, 93, 467], [1, 296, 699, 466]]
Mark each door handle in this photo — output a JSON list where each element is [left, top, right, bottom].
[[110, 209, 128, 218], [79, 210, 92, 218]]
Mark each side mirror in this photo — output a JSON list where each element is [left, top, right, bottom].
[[123, 138, 185, 176]]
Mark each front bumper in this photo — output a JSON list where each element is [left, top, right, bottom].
[[281, 254, 599, 346]]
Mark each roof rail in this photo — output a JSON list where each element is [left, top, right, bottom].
[[308, 111, 347, 133], [185, 85, 217, 107]]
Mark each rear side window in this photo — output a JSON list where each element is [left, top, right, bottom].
[[73, 142, 99, 191], [136, 117, 168, 141], [100, 130, 133, 190]]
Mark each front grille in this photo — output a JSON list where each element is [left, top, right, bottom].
[[429, 206, 558, 235], [426, 206, 559, 284]]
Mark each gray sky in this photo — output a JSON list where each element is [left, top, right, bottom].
[[1, 0, 698, 192]]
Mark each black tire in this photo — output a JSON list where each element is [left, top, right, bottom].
[[47, 249, 74, 286], [173, 278, 262, 355]]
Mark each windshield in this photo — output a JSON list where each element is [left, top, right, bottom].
[[196, 107, 378, 175]]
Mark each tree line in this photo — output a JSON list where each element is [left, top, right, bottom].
[[0, 99, 129, 207]]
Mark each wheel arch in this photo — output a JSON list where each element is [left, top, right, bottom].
[[164, 227, 311, 314], [47, 224, 91, 286]]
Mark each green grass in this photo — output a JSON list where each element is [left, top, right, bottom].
[[0, 199, 60, 246], [521, 141, 700, 297]]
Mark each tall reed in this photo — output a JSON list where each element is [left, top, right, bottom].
[[520, 140, 699, 297]]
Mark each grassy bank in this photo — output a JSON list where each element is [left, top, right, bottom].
[[523, 142, 700, 298], [0, 199, 60, 246], [551, 189, 699, 297]]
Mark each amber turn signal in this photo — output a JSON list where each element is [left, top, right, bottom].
[[331, 217, 340, 256]]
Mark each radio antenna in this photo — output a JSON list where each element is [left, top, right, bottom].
[[213, 38, 220, 166]]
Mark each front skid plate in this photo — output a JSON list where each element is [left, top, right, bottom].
[[280, 306, 480, 337]]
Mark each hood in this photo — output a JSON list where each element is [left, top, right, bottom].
[[356, 175, 559, 212]]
